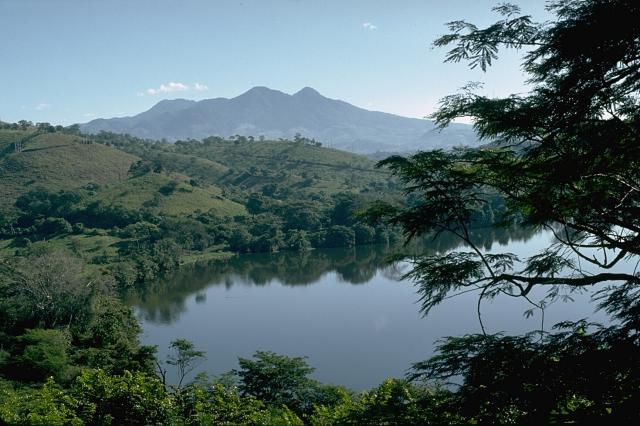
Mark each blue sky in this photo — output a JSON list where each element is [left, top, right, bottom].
[[0, 0, 550, 125]]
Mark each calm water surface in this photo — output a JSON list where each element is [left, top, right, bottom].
[[127, 229, 613, 389]]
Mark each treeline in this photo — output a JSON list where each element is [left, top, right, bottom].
[[0, 182, 514, 293], [0, 120, 63, 133], [0, 347, 460, 424], [0, 184, 405, 289], [227, 192, 403, 252]]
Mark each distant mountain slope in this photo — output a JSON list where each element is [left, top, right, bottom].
[[80, 87, 477, 154]]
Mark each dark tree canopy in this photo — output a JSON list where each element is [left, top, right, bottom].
[[377, 0, 640, 325]]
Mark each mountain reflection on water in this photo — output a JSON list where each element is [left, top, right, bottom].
[[125, 225, 539, 325]]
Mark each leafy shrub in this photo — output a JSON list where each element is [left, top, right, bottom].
[[15, 329, 71, 382]]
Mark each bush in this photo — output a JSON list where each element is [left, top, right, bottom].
[[323, 226, 355, 248], [16, 329, 71, 382], [72, 370, 174, 425], [72, 222, 84, 234], [310, 379, 461, 425], [159, 180, 179, 196], [236, 351, 314, 409], [35, 217, 72, 237], [286, 230, 312, 251], [0, 378, 82, 425], [176, 383, 297, 425], [353, 223, 375, 245]]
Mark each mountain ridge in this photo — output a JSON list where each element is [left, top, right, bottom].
[[80, 87, 478, 153]]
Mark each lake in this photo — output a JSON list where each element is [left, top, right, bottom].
[[127, 229, 613, 389]]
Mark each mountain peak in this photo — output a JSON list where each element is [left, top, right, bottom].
[[239, 86, 285, 97], [294, 87, 322, 98]]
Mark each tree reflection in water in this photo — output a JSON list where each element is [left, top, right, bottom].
[[125, 225, 539, 324]]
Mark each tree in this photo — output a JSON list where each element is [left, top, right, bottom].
[[354, 223, 376, 245], [246, 193, 269, 215], [128, 160, 153, 177], [120, 221, 160, 248], [17, 120, 32, 130], [15, 329, 71, 382], [228, 227, 253, 252], [15, 190, 82, 219], [78, 295, 155, 374], [310, 379, 462, 425], [73, 370, 174, 425], [151, 239, 181, 272], [65, 124, 81, 135], [175, 382, 300, 425], [329, 193, 361, 226], [409, 290, 640, 422], [286, 230, 312, 251], [235, 351, 314, 408], [157, 338, 205, 389], [324, 225, 355, 248], [34, 217, 73, 237], [9, 248, 93, 329], [0, 378, 83, 425], [36, 122, 55, 133], [376, 0, 640, 328], [282, 202, 323, 231], [369, 0, 640, 422]]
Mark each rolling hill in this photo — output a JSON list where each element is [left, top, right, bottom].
[[97, 133, 394, 200], [0, 131, 137, 211], [0, 129, 244, 218], [80, 87, 478, 154]]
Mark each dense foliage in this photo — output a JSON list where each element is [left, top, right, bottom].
[[376, 0, 640, 316]]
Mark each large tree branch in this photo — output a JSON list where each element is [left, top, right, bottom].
[[496, 272, 640, 287]]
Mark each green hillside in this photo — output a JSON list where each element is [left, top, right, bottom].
[[141, 150, 230, 182], [0, 131, 137, 212], [0, 130, 398, 230], [91, 172, 244, 217], [178, 138, 391, 195], [0, 129, 32, 152], [0, 130, 244, 218], [93, 133, 395, 200]]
